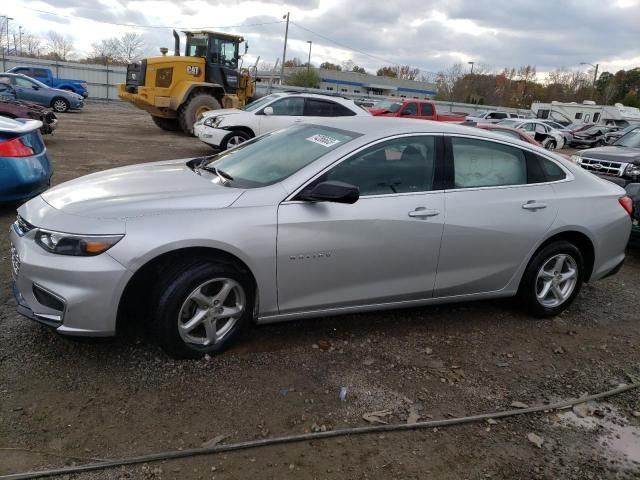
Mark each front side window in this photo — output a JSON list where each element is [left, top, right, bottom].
[[204, 125, 360, 188], [269, 97, 304, 116], [33, 69, 49, 77], [321, 136, 436, 196], [15, 77, 36, 88], [375, 100, 402, 113], [402, 103, 418, 115], [452, 137, 527, 188]]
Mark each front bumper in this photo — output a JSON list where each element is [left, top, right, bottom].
[[10, 222, 130, 336], [194, 123, 228, 148], [570, 138, 598, 148]]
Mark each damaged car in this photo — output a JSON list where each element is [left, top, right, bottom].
[[0, 81, 58, 134]]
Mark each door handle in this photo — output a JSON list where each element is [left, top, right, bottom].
[[522, 200, 547, 210], [408, 207, 440, 218]]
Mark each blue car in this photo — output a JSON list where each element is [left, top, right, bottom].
[[0, 116, 52, 203], [0, 73, 84, 113]]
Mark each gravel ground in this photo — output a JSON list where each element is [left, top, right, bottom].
[[1, 103, 639, 480]]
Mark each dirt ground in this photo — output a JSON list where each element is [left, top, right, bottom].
[[1, 103, 639, 480]]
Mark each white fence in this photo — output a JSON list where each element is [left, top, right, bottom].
[[0, 54, 533, 116], [0, 54, 126, 100]]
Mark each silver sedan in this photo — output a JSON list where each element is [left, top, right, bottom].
[[10, 118, 632, 358]]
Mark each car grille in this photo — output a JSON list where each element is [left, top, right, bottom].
[[578, 157, 625, 176], [14, 215, 35, 236]]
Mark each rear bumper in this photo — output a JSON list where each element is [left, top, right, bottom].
[[0, 151, 52, 202]]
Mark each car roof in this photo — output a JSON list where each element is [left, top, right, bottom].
[[0, 115, 42, 133]]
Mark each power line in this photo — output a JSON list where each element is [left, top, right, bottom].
[[16, 5, 285, 30], [290, 21, 439, 78]]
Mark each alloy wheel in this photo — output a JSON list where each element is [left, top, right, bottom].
[[177, 278, 246, 347], [226, 135, 246, 147], [53, 100, 68, 112], [535, 254, 578, 308]]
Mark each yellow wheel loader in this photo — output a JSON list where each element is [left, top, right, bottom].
[[117, 30, 255, 134]]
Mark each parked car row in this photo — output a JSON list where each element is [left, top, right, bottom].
[[0, 72, 84, 113]]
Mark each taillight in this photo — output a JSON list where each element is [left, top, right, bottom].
[[0, 137, 35, 157], [619, 196, 633, 216]]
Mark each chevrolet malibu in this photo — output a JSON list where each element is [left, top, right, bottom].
[[10, 119, 632, 358]]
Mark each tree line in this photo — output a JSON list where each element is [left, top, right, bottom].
[[2, 27, 147, 65], [434, 64, 640, 108]]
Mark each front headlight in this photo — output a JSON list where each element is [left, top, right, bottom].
[[625, 164, 640, 177], [35, 229, 124, 256], [203, 116, 222, 128], [570, 155, 582, 164]]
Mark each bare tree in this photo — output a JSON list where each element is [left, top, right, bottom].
[[435, 63, 464, 100], [46, 31, 74, 60], [90, 37, 121, 63], [22, 32, 42, 57], [118, 32, 145, 63]]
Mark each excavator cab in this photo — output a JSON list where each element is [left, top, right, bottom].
[[183, 31, 243, 94]]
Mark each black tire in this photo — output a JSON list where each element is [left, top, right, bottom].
[[542, 139, 556, 151], [178, 93, 221, 135], [221, 130, 251, 150], [518, 241, 584, 318], [51, 97, 70, 113], [152, 258, 254, 359], [151, 116, 181, 131]]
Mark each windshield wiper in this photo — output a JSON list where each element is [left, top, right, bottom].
[[200, 165, 234, 184]]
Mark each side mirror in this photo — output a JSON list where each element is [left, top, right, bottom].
[[263, 106, 274, 116], [298, 181, 359, 204], [401, 109, 413, 116], [32, 85, 40, 90]]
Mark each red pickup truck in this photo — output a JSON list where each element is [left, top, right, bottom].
[[369, 99, 467, 122]]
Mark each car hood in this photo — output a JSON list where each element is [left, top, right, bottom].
[[202, 108, 244, 119], [580, 146, 640, 163], [41, 159, 244, 219]]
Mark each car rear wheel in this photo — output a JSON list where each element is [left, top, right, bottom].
[[518, 241, 584, 318], [221, 131, 250, 150], [542, 139, 556, 151], [51, 97, 70, 113], [152, 258, 254, 359]]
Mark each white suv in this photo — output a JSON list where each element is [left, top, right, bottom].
[[194, 92, 370, 150]]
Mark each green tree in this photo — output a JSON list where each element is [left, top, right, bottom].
[[287, 69, 321, 88]]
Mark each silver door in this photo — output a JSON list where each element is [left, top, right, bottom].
[[277, 135, 445, 314], [435, 136, 558, 297]]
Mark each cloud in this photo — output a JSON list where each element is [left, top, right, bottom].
[[14, 0, 640, 75]]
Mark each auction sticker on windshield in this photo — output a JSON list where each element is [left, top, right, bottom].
[[306, 134, 342, 147]]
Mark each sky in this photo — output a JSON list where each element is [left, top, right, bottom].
[[5, 0, 640, 79]]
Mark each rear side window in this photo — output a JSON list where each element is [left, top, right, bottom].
[[527, 153, 567, 183], [304, 99, 356, 117], [420, 103, 434, 116], [452, 137, 527, 188]]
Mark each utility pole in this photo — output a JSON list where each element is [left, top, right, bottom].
[[306, 40, 312, 73], [280, 12, 289, 85], [580, 62, 599, 96], [18, 26, 22, 56], [468, 61, 474, 74]]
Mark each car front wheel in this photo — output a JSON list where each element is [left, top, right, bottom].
[[518, 241, 584, 317], [51, 97, 70, 113], [221, 130, 251, 150], [152, 258, 254, 359]]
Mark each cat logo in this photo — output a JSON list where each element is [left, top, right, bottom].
[[186, 65, 201, 76]]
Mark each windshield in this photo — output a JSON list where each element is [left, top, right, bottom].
[[242, 94, 282, 112], [614, 128, 640, 148], [202, 124, 362, 187], [375, 100, 402, 113]]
